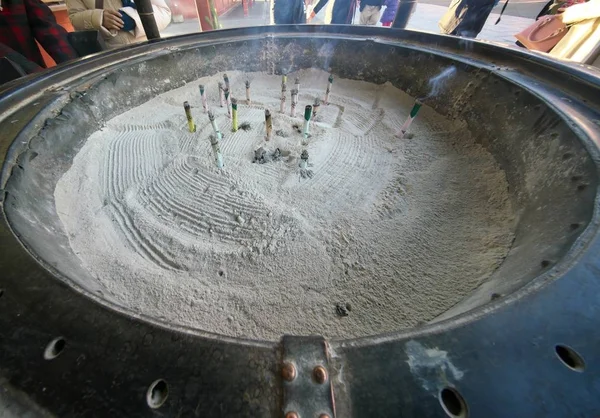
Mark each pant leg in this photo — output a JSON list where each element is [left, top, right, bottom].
[[359, 7, 370, 24], [360, 5, 379, 25], [367, 5, 381, 24]]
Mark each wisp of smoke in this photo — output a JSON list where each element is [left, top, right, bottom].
[[420, 66, 457, 101], [318, 42, 337, 72]]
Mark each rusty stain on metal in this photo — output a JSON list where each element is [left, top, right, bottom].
[[285, 412, 299, 418], [282, 362, 297, 382], [313, 365, 328, 384]]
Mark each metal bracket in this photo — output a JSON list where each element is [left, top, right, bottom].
[[281, 336, 336, 418]]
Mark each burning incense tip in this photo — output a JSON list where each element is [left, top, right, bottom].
[[398, 99, 423, 138], [245, 80, 251, 104], [313, 97, 321, 117], [209, 134, 223, 168], [231, 97, 238, 132], [280, 83, 287, 113], [218, 82, 225, 107], [223, 73, 230, 90], [325, 75, 334, 104], [302, 105, 312, 144], [265, 109, 273, 141], [183, 101, 196, 133], [208, 110, 222, 140], [199, 84, 208, 113], [290, 88, 298, 117], [224, 88, 231, 118]]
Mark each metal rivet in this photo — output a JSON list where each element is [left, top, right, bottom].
[[282, 362, 296, 382], [285, 412, 299, 418], [313, 365, 328, 384]]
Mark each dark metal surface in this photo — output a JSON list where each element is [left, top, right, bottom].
[[133, 0, 161, 40], [0, 26, 599, 417], [391, 0, 417, 29]]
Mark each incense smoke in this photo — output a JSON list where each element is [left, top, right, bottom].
[[318, 42, 337, 72], [420, 66, 457, 101]]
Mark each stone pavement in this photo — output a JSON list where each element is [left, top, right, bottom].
[[406, 3, 533, 44], [163, 0, 534, 46], [307, 1, 533, 44]]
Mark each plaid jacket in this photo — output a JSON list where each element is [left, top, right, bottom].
[[0, 0, 77, 69]]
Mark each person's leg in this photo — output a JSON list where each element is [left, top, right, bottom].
[[368, 6, 381, 24], [359, 7, 371, 24], [360, 6, 379, 25]]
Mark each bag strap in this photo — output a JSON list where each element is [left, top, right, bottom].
[[95, 0, 104, 9], [495, 0, 510, 25], [528, 16, 566, 42]]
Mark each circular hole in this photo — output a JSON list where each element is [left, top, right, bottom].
[[570, 223, 580, 231], [562, 152, 573, 160], [218, 270, 224, 277], [577, 184, 588, 191], [439, 387, 468, 418], [541, 260, 551, 268], [555, 345, 585, 372], [43, 337, 66, 360], [146, 379, 169, 409]]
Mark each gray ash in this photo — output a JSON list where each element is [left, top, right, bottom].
[[253, 147, 283, 164], [335, 302, 351, 317]]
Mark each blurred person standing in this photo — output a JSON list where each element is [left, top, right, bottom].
[[551, 0, 600, 66], [0, 0, 78, 74], [309, 0, 357, 24], [438, 0, 496, 38], [67, 0, 171, 48], [274, 0, 306, 24], [379, 0, 398, 26], [359, 0, 384, 25]]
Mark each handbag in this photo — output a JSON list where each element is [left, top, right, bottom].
[[67, 0, 106, 57], [515, 15, 568, 52]]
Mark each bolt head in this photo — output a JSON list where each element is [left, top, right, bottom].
[[282, 362, 296, 382], [313, 365, 328, 384], [285, 412, 299, 418]]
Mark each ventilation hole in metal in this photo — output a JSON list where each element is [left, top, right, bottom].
[[555, 345, 585, 372], [147, 379, 169, 409], [43, 337, 66, 360], [439, 387, 468, 418]]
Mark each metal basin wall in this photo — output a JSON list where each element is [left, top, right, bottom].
[[0, 26, 599, 417]]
